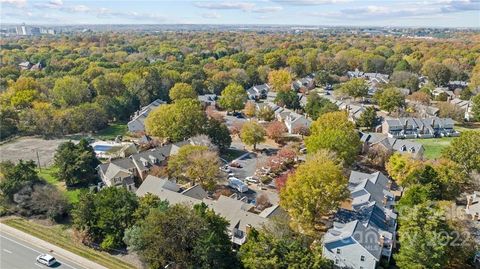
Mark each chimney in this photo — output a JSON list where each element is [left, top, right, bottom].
[[467, 195, 472, 209], [404, 119, 408, 131]]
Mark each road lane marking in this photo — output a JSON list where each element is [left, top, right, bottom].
[[3, 248, 13, 253], [0, 235, 80, 269]]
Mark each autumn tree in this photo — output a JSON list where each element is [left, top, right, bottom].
[[145, 99, 207, 142], [306, 111, 360, 165], [268, 69, 292, 92], [218, 83, 247, 113], [274, 90, 300, 109], [240, 121, 266, 150], [280, 150, 348, 234], [408, 91, 431, 105], [336, 78, 368, 100], [257, 105, 275, 121], [390, 71, 419, 91], [243, 101, 257, 118], [266, 121, 287, 143], [168, 145, 222, 191], [169, 82, 197, 102], [304, 94, 338, 120], [471, 93, 480, 121]]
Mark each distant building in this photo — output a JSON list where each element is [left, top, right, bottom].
[[381, 117, 459, 139], [247, 84, 269, 101], [450, 98, 473, 121], [127, 99, 166, 133], [466, 192, 480, 221], [291, 75, 315, 92]]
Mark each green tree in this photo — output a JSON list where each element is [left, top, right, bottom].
[[390, 71, 419, 91], [422, 61, 451, 86], [442, 131, 480, 173], [396, 184, 435, 209], [375, 87, 405, 113], [145, 99, 207, 142], [280, 150, 348, 234], [54, 139, 100, 187], [218, 83, 247, 113], [337, 78, 368, 100], [125, 203, 235, 269], [274, 90, 300, 109], [287, 56, 306, 77], [304, 94, 338, 120], [52, 76, 91, 107], [0, 107, 18, 139], [72, 187, 138, 250], [305, 111, 360, 165], [169, 82, 197, 102], [356, 106, 377, 130], [395, 203, 452, 269], [471, 93, 480, 121], [0, 160, 41, 200], [168, 145, 222, 191], [240, 121, 266, 150], [204, 118, 232, 152], [92, 73, 125, 97], [240, 228, 332, 269]]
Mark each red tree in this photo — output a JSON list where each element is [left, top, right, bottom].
[[266, 121, 287, 143]]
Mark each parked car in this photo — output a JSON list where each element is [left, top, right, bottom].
[[228, 178, 249, 193], [230, 162, 242, 168], [245, 176, 259, 184], [36, 254, 56, 267]]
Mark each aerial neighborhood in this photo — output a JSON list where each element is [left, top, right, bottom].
[[0, 17, 480, 269]]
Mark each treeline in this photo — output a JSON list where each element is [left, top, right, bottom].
[[1, 32, 479, 139]]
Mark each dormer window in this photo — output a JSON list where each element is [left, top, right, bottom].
[[409, 147, 415, 153], [361, 256, 365, 261], [400, 145, 407, 151], [148, 155, 158, 164], [336, 249, 341, 254]]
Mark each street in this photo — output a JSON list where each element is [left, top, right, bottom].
[[0, 230, 86, 269]]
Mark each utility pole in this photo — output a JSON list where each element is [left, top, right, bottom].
[[36, 150, 41, 171]]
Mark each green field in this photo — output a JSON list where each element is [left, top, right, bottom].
[[95, 123, 128, 140], [407, 137, 454, 160], [37, 167, 81, 204], [2, 218, 136, 269]]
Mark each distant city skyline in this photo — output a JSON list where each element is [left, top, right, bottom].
[[1, 0, 479, 28]]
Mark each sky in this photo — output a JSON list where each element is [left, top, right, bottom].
[[1, 0, 479, 27]]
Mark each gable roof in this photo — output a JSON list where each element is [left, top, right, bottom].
[[323, 220, 382, 260], [181, 184, 208, 200], [135, 176, 200, 206]]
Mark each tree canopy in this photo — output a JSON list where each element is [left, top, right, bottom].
[[240, 121, 266, 150], [218, 83, 247, 112]]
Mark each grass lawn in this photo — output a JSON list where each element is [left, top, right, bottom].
[[2, 218, 136, 269], [95, 123, 128, 141], [37, 167, 81, 204], [407, 137, 454, 160], [220, 148, 248, 162]]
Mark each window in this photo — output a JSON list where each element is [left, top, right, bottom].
[[360, 255, 365, 261], [336, 249, 341, 254], [335, 259, 339, 264]]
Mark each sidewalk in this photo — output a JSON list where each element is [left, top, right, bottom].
[[0, 223, 107, 269]]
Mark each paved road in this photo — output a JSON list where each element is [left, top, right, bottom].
[[0, 230, 86, 269]]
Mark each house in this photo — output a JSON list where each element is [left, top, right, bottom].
[[18, 61, 32, 70], [332, 100, 367, 123], [247, 84, 270, 101], [360, 132, 425, 159], [135, 175, 275, 245], [292, 76, 315, 92], [323, 170, 397, 268], [347, 69, 389, 84], [198, 94, 217, 107], [448, 80, 468, 90], [450, 98, 473, 121], [284, 112, 312, 134], [432, 87, 455, 100], [97, 158, 137, 191], [30, 62, 43, 71], [322, 220, 382, 269], [412, 104, 440, 118], [466, 192, 480, 221], [127, 99, 166, 133], [130, 144, 185, 180], [381, 117, 458, 139]]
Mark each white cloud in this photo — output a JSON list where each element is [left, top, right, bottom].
[[194, 1, 255, 11], [71, 5, 90, 12], [252, 6, 283, 13], [202, 12, 221, 19], [273, 0, 351, 5], [0, 0, 27, 8]]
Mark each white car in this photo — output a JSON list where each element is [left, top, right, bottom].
[[36, 254, 56, 267], [245, 176, 258, 184]]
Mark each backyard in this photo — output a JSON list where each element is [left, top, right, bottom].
[[408, 137, 454, 160], [94, 123, 128, 141], [37, 167, 82, 204]]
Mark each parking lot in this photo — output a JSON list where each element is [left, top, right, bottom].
[[224, 145, 280, 205]]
